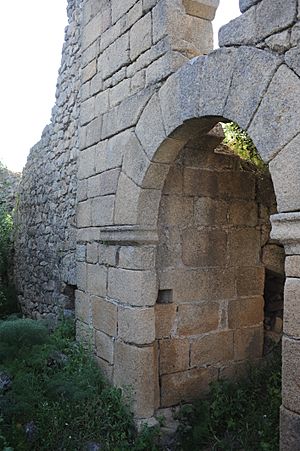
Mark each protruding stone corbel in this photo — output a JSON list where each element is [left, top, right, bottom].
[[271, 212, 300, 255], [98, 225, 159, 245]]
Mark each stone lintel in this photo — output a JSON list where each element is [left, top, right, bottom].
[[271, 212, 300, 254], [99, 225, 159, 245]]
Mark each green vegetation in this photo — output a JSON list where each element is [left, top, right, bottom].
[[222, 122, 266, 171], [0, 204, 18, 318], [0, 318, 160, 451], [0, 317, 281, 451], [176, 346, 281, 451]]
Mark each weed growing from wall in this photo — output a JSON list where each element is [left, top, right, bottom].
[[222, 122, 267, 171]]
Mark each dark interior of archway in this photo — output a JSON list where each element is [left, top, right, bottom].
[[155, 120, 285, 408]]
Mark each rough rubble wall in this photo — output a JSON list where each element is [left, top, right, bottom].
[[14, 0, 83, 321], [0, 166, 21, 212]]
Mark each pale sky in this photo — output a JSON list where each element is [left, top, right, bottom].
[[0, 0, 240, 173]]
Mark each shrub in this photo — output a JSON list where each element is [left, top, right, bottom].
[[0, 319, 50, 362], [176, 346, 281, 450]]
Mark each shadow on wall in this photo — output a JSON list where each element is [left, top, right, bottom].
[[155, 122, 285, 408]]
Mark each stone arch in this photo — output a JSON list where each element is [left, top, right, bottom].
[[115, 46, 300, 227], [109, 45, 300, 438]]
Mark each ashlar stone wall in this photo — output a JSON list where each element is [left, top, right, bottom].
[[14, 0, 83, 321], [75, 0, 221, 416], [156, 129, 282, 408]]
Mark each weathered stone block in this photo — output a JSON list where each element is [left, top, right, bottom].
[[220, 0, 296, 46], [98, 244, 118, 266], [77, 200, 92, 228], [114, 341, 158, 417], [160, 267, 236, 303], [249, 65, 300, 162], [94, 136, 121, 175], [229, 229, 261, 266], [108, 268, 157, 307], [228, 201, 258, 226], [78, 147, 95, 178], [269, 133, 300, 213], [224, 48, 280, 130], [285, 256, 300, 278], [100, 33, 130, 80], [102, 88, 152, 139], [118, 306, 155, 344], [183, 168, 218, 197], [191, 331, 234, 367], [159, 338, 190, 375], [155, 303, 177, 339], [122, 131, 169, 189], [82, 59, 97, 84], [130, 13, 152, 61], [194, 197, 228, 226], [262, 244, 285, 274], [177, 302, 220, 336], [280, 406, 300, 451], [87, 242, 98, 264], [75, 290, 91, 324], [77, 262, 87, 291], [88, 169, 120, 197], [95, 356, 113, 382], [239, 0, 260, 13], [82, 12, 104, 50], [92, 296, 118, 336], [181, 229, 227, 267], [80, 97, 95, 126], [228, 296, 264, 329], [135, 93, 167, 161], [95, 330, 114, 364], [265, 30, 291, 54], [198, 48, 236, 117], [84, 117, 103, 149], [87, 264, 107, 297], [91, 195, 115, 226], [158, 195, 194, 227], [95, 90, 109, 115], [112, 0, 137, 23], [118, 245, 156, 270], [161, 367, 218, 407], [283, 337, 300, 414], [234, 326, 264, 361], [283, 278, 300, 337], [218, 171, 255, 200], [236, 266, 265, 296], [114, 172, 161, 226]]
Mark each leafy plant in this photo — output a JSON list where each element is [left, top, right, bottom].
[[176, 345, 281, 450], [222, 122, 267, 171]]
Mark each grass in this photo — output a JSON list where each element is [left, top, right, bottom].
[[0, 314, 281, 451], [0, 318, 160, 451]]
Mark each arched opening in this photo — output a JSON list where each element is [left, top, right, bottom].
[[152, 118, 285, 409]]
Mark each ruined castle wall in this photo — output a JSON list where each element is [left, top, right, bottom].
[[75, 0, 220, 410], [14, 0, 83, 321], [0, 166, 21, 213]]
